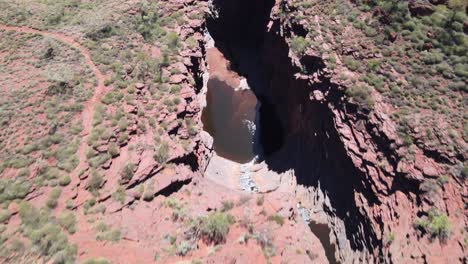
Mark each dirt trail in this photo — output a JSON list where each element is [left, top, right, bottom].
[[0, 25, 107, 189]]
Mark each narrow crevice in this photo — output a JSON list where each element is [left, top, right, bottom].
[[167, 124, 181, 136], [187, 24, 206, 95], [176, 112, 186, 119], [420, 147, 455, 165], [189, 54, 204, 94]]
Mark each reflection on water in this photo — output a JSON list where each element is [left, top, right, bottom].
[[202, 78, 258, 163]]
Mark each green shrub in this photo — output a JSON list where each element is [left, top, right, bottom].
[[118, 132, 129, 144], [82, 199, 96, 214], [385, 232, 395, 245], [437, 175, 449, 185], [65, 199, 74, 210], [96, 228, 121, 242], [21, 143, 39, 155], [59, 175, 71, 186], [112, 187, 126, 204], [461, 165, 468, 179], [166, 32, 179, 50], [344, 56, 360, 71], [427, 211, 450, 240], [448, 0, 467, 10], [367, 59, 381, 71], [88, 170, 103, 193], [290, 36, 309, 56], [94, 221, 109, 233], [87, 204, 106, 215], [199, 212, 234, 244], [364, 26, 378, 37], [56, 154, 79, 172], [345, 85, 374, 110], [221, 200, 234, 212], [19, 202, 42, 228], [422, 50, 444, 65], [19, 202, 77, 262], [163, 197, 181, 209], [29, 223, 72, 257], [0, 179, 31, 203], [58, 211, 77, 234], [0, 209, 11, 223], [453, 63, 467, 77], [414, 209, 450, 241], [267, 214, 284, 226], [9, 239, 25, 253], [46, 187, 62, 209], [154, 142, 169, 163], [108, 142, 120, 158], [3, 157, 32, 169], [135, 1, 163, 41], [162, 197, 186, 221], [254, 230, 276, 258], [85, 24, 116, 40], [88, 153, 111, 168], [120, 162, 135, 182], [143, 181, 155, 202], [177, 240, 192, 256], [101, 91, 124, 105], [83, 258, 110, 264], [118, 117, 128, 131], [186, 119, 197, 136]]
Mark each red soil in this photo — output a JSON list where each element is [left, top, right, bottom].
[[0, 24, 108, 197]]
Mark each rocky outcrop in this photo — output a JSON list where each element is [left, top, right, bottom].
[[409, 0, 436, 16]]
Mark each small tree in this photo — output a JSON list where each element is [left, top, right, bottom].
[[290, 36, 309, 56], [154, 142, 169, 164], [414, 209, 450, 242], [88, 170, 103, 194], [120, 162, 135, 183], [199, 212, 235, 244]]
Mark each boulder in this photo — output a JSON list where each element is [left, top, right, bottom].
[[169, 74, 186, 84], [135, 83, 145, 90], [409, 1, 435, 16], [311, 90, 324, 101]]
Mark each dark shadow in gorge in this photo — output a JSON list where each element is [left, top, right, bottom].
[[207, 0, 381, 256]]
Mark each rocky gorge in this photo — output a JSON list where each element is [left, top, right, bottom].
[[0, 0, 465, 263], [195, 0, 467, 263]]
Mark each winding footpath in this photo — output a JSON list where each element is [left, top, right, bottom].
[[0, 25, 107, 193]]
